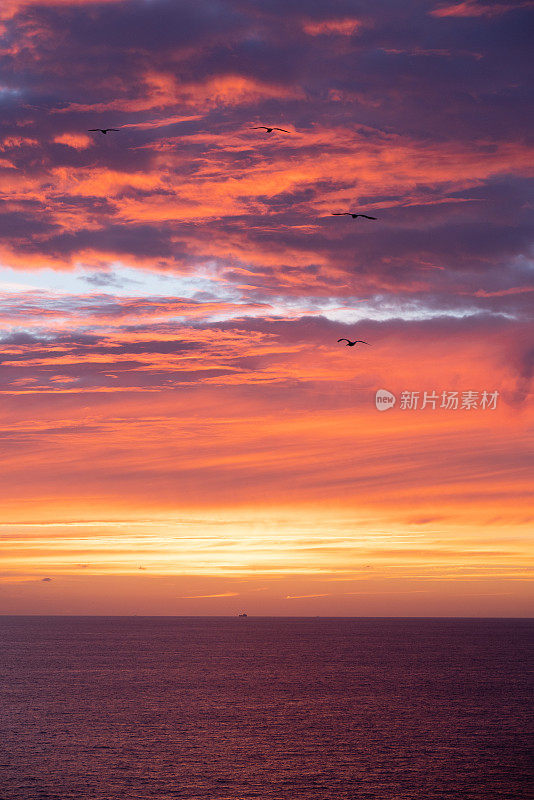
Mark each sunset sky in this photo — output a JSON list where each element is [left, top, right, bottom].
[[0, 0, 532, 615]]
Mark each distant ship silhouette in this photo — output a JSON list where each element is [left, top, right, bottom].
[[238, 612, 248, 617]]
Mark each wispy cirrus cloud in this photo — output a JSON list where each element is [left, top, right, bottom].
[[431, 1, 534, 18]]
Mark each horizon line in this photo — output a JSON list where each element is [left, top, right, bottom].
[[1, 614, 532, 620]]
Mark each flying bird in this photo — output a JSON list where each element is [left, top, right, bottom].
[[337, 339, 371, 347], [331, 213, 377, 220], [251, 126, 291, 133], [88, 128, 120, 135]]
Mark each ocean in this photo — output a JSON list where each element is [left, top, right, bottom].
[[0, 616, 532, 799]]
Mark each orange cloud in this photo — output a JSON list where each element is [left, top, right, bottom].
[[60, 72, 303, 116], [53, 132, 92, 149], [303, 18, 364, 36]]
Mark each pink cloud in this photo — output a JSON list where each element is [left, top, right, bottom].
[[431, 1, 534, 18], [53, 132, 92, 149], [303, 18, 364, 36]]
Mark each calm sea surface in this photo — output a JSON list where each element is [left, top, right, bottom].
[[0, 617, 532, 800]]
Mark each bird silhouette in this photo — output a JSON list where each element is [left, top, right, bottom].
[[332, 213, 377, 220], [337, 339, 371, 347], [251, 126, 290, 133], [88, 128, 120, 135]]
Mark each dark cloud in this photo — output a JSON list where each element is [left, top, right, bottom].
[[81, 269, 140, 288], [510, 344, 534, 404]]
